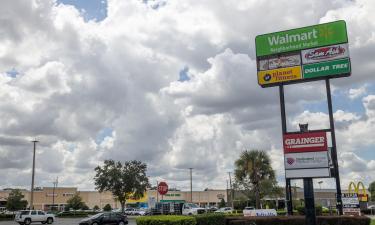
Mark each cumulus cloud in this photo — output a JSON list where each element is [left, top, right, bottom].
[[0, 0, 375, 191]]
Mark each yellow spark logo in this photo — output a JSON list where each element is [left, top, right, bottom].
[[319, 25, 334, 40]]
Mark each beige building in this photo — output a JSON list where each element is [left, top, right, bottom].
[[0, 187, 228, 211]]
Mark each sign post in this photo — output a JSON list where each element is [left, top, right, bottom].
[[255, 20, 350, 220]]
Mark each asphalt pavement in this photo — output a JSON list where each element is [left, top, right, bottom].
[[0, 217, 136, 225]]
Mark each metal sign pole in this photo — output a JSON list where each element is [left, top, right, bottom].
[[279, 85, 293, 215], [325, 79, 343, 215]]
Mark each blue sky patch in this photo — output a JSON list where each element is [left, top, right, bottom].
[[6, 68, 19, 78], [178, 66, 190, 82], [57, 0, 107, 22], [96, 127, 113, 145]]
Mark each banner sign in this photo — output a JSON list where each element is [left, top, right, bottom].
[[301, 43, 349, 64], [258, 66, 302, 85], [284, 151, 329, 169], [283, 132, 327, 153], [303, 58, 350, 79], [255, 20, 350, 88], [259, 52, 301, 71], [255, 21, 348, 57]]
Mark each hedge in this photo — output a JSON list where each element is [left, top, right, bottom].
[[136, 215, 196, 225], [226, 216, 371, 225], [0, 214, 14, 221], [56, 211, 89, 217], [195, 213, 225, 225]]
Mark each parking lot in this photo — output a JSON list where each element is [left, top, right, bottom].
[[0, 217, 136, 225]]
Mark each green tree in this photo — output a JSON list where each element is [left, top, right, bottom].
[[6, 189, 28, 211], [369, 181, 375, 201], [103, 204, 112, 211], [94, 160, 150, 213], [218, 198, 226, 208], [65, 193, 85, 210], [234, 150, 276, 209]]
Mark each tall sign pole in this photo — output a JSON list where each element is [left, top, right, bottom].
[[279, 85, 293, 215], [30, 139, 39, 210], [254, 20, 350, 221], [326, 79, 343, 215]]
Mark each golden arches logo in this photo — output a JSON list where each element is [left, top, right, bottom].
[[348, 181, 368, 202]]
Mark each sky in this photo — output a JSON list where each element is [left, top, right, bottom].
[[0, 0, 375, 192]]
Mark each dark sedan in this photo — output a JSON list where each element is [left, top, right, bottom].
[[79, 212, 128, 225]]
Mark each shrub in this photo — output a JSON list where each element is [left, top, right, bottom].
[[103, 204, 112, 211], [195, 213, 225, 225], [136, 215, 196, 225], [295, 205, 322, 215], [225, 216, 371, 225]]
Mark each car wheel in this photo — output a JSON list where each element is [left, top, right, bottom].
[[42, 222, 46, 224], [118, 221, 125, 225], [46, 217, 53, 224], [24, 218, 31, 225], [92, 222, 99, 225]]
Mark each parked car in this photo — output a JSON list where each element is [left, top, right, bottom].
[[368, 205, 375, 209], [79, 212, 128, 225], [123, 208, 136, 215], [132, 208, 147, 216], [15, 210, 55, 225], [182, 203, 206, 215], [207, 207, 218, 213], [214, 207, 233, 214]]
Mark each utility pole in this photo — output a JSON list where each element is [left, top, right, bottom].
[[156, 181, 159, 202], [52, 177, 58, 211], [30, 139, 39, 210], [228, 172, 234, 208], [189, 168, 193, 202]]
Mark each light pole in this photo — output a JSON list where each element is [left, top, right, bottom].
[[52, 177, 58, 211], [30, 139, 39, 210], [189, 168, 193, 202], [228, 172, 234, 208]]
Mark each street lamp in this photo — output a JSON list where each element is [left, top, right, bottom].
[[318, 181, 323, 190], [189, 168, 193, 202]]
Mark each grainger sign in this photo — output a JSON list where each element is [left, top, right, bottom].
[[255, 20, 350, 87], [283, 132, 330, 179], [283, 132, 327, 153]]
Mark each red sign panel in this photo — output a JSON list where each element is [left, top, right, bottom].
[[157, 182, 168, 195], [283, 132, 327, 153]]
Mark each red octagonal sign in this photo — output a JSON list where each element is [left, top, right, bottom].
[[157, 182, 168, 195]]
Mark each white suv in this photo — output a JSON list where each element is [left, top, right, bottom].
[[15, 210, 55, 225]]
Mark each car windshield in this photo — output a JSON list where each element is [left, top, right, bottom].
[[90, 213, 103, 219], [186, 203, 199, 208]]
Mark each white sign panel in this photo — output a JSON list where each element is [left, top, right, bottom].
[[302, 43, 349, 64], [259, 53, 301, 71], [285, 168, 330, 178], [284, 151, 329, 169]]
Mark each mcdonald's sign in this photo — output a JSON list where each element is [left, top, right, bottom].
[[348, 181, 369, 202]]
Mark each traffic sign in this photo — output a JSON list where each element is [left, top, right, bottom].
[[157, 182, 169, 195]]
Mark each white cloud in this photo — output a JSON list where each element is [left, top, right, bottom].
[[0, 0, 375, 191]]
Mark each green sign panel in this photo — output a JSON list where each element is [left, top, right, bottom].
[[303, 58, 350, 79], [255, 20, 348, 57]]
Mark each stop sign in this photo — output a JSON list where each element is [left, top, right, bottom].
[[157, 182, 168, 195]]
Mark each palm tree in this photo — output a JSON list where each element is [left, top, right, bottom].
[[234, 150, 275, 209]]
